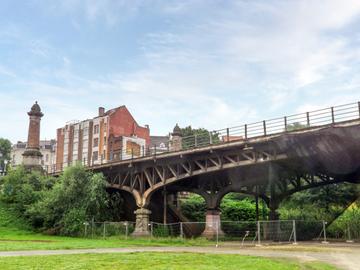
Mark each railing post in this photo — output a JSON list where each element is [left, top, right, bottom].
[[154, 145, 157, 157], [293, 220, 297, 245], [358, 101, 360, 118], [256, 220, 261, 246], [142, 146, 145, 157], [103, 222, 106, 239], [131, 148, 134, 160], [284, 116, 287, 131], [194, 134, 198, 147], [226, 128, 230, 142], [263, 121, 266, 136], [244, 124, 247, 140], [306, 112, 310, 126], [125, 222, 129, 240], [209, 131, 213, 144], [331, 107, 335, 124], [322, 221, 329, 244], [180, 222, 183, 239]]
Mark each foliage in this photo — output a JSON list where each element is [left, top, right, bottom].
[[328, 200, 360, 239], [180, 126, 220, 149], [220, 197, 257, 221], [0, 138, 11, 166], [27, 164, 109, 235], [180, 193, 268, 222], [286, 122, 307, 131], [180, 194, 206, 221], [279, 183, 359, 222], [0, 165, 114, 236]]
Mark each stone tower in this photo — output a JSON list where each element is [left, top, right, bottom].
[[169, 124, 182, 151], [22, 101, 44, 169]]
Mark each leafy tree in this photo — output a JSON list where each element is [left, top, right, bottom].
[[180, 194, 206, 221], [286, 122, 307, 131], [180, 126, 220, 149], [0, 138, 11, 171], [279, 182, 359, 221], [28, 164, 109, 235]]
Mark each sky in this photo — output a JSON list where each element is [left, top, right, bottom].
[[1, 0, 360, 143]]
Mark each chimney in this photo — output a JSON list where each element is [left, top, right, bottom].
[[98, 107, 105, 117]]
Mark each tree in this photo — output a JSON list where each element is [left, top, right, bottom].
[[0, 138, 11, 171], [286, 122, 307, 131], [180, 126, 220, 149], [28, 164, 109, 235]]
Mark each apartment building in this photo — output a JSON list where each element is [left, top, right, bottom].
[[55, 106, 150, 170]]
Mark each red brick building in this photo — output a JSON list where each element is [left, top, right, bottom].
[[55, 105, 150, 169]]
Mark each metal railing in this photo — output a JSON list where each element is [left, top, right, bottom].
[[48, 101, 360, 174]]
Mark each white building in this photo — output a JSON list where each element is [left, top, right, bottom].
[[11, 140, 56, 172]]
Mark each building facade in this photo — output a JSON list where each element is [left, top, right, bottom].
[[11, 140, 56, 172], [55, 106, 150, 170]]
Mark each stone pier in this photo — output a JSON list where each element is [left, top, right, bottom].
[[201, 209, 224, 239], [132, 208, 151, 237]]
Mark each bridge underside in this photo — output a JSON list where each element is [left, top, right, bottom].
[[100, 123, 360, 237]]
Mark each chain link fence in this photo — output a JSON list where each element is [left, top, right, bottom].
[[83, 220, 344, 246], [84, 221, 136, 239]]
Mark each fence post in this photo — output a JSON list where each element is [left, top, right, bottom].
[[180, 222, 183, 239], [292, 220, 297, 245], [226, 128, 230, 142], [284, 116, 287, 131], [209, 131, 213, 145], [256, 221, 261, 246], [194, 134, 198, 147], [346, 223, 354, 243], [150, 222, 154, 238], [103, 222, 106, 239], [244, 124, 247, 140], [263, 121, 266, 136], [216, 221, 219, 248], [91, 217, 94, 239], [306, 112, 310, 126], [358, 101, 360, 118], [331, 107, 335, 124], [125, 222, 129, 240], [321, 221, 329, 244]]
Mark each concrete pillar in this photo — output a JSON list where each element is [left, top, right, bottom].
[[201, 209, 224, 239], [132, 208, 151, 237]]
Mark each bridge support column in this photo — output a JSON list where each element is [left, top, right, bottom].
[[201, 209, 224, 239], [132, 208, 151, 237]]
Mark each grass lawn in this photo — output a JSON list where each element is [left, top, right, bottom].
[[0, 252, 338, 270], [0, 227, 212, 251], [0, 202, 210, 251]]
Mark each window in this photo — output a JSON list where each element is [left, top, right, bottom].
[[45, 154, 49, 162], [104, 136, 107, 145], [93, 138, 99, 147], [93, 151, 98, 161], [94, 125, 99, 134]]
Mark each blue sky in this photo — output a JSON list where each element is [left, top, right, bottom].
[[1, 0, 360, 143]]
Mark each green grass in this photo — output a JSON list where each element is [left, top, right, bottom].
[[0, 252, 338, 270], [0, 201, 211, 251]]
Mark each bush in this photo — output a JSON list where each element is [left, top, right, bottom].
[[0, 164, 111, 236]]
